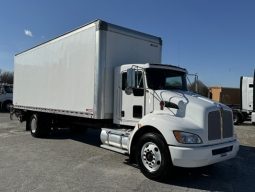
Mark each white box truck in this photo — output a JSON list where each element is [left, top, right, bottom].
[[12, 20, 239, 179]]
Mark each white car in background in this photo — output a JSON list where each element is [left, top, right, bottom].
[[0, 84, 13, 112]]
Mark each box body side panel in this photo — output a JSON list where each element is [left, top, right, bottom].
[[14, 24, 96, 114], [14, 21, 162, 119]]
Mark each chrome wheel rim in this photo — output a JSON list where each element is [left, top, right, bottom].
[[141, 142, 162, 172], [31, 117, 37, 134]]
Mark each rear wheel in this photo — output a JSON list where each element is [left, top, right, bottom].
[[29, 113, 51, 138], [136, 132, 172, 180]]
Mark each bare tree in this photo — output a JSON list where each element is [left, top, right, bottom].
[[0, 70, 14, 84]]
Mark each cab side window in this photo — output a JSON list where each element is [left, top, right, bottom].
[[122, 72, 127, 90], [122, 71, 144, 90]]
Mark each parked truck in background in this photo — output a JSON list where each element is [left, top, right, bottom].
[[209, 72, 255, 125], [209, 87, 240, 107], [12, 20, 239, 179], [0, 83, 13, 112], [237, 75, 255, 124], [208, 86, 241, 124]]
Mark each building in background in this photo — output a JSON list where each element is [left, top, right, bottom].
[[209, 87, 240, 106]]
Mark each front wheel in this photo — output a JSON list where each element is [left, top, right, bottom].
[[136, 133, 172, 180]]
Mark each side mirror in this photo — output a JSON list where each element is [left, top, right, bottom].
[[127, 68, 135, 88], [125, 67, 145, 96]]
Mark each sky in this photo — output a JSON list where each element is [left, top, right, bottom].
[[0, 0, 254, 88]]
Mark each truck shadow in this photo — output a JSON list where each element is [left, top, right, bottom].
[[0, 111, 10, 113], [48, 127, 102, 146], [47, 129, 255, 191], [235, 122, 254, 126], [160, 145, 255, 191]]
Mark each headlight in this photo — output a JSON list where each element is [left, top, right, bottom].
[[173, 131, 202, 144]]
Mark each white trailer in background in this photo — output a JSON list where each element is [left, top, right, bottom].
[[13, 20, 239, 179], [233, 74, 255, 124], [241, 76, 254, 122]]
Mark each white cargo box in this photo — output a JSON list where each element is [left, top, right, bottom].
[[241, 76, 254, 111], [14, 20, 162, 119]]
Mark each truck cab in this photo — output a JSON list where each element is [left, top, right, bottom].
[[108, 63, 239, 178], [114, 64, 188, 125]]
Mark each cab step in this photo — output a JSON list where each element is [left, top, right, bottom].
[[100, 128, 133, 154], [100, 144, 128, 154]]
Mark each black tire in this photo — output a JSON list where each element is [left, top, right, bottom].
[[233, 112, 242, 125], [2, 101, 12, 112], [25, 119, 30, 131], [233, 112, 239, 125], [136, 132, 172, 180], [29, 114, 51, 138]]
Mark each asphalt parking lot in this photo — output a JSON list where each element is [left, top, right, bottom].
[[0, 112, 255, 192]]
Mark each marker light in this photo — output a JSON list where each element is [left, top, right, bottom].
[[160, 101, 165, 110]]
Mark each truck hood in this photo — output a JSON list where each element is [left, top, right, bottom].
[[153, 90, 230, 128]]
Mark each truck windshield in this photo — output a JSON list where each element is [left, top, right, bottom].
[[146, 68, 187, 91]]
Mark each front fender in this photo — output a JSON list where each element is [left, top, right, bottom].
[[128, 112, 203, 153]]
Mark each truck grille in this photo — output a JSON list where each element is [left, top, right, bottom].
[[222, 110, 234, 138], [208, 110, 233, 141]]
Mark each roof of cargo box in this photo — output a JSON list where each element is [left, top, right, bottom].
[[15, 19, 162, 56]]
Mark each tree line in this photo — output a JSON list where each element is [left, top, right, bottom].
[[0, 69, 14, 84]]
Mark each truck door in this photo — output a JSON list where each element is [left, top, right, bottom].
[[120, 69, 145, 126]]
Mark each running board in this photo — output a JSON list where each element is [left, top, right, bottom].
[[100, 144, 128, 155]]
